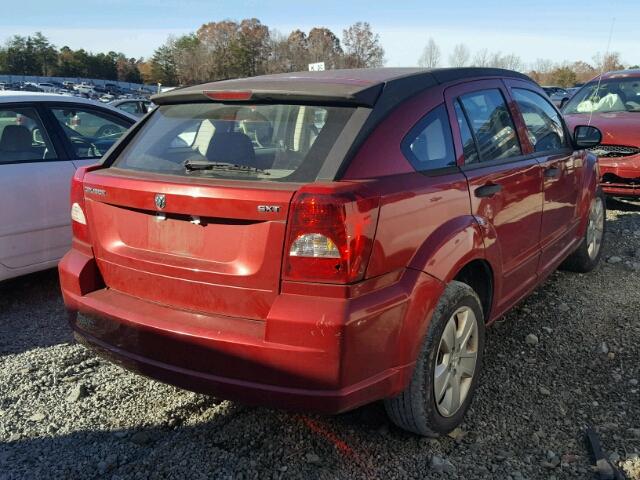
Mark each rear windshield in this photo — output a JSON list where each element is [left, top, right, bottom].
[[112, 103, 355, 182]]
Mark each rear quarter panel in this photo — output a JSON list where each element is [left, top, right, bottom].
[[343, 84, 484, 287]]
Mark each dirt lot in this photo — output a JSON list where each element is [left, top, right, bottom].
[[1, 199, 639, 480]]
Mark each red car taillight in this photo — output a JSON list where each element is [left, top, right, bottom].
[[70, 165, 100, 242], [283, 191, 380, 284]]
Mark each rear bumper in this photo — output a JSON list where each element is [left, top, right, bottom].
[[60, 248, 443, 414]]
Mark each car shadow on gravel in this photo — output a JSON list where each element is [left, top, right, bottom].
[[606, 197, 640, 212], [0, 268, 73, 355], [1, 404, 432, 480]]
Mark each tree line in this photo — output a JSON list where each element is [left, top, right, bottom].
[[145, 20, 385, 86], [0, 32, 143, 83], [418, 37, 637, 87], [0, 21, 385, 87], [1, 27, 637, 88]]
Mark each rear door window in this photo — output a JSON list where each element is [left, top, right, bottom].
[[50, 106, 130, 159], [0, 106, 57, 163], [458, 89, 522, 162], [112, 103, 355, 182], [402, 104, 456, 172]]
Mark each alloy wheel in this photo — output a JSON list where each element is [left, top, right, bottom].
[[433, 306, 479, 417], [586, 196, 605, 260]]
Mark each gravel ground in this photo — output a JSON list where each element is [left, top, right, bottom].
[[1, 198, 639, 480]]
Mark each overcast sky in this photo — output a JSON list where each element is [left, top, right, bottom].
[[0, 0, 636, 68]]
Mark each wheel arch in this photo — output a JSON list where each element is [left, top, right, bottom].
[[452, 259, 494, 321]]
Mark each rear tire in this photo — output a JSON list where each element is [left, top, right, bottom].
[[561, 190, 606, 273], [384, 281, 485, 436]]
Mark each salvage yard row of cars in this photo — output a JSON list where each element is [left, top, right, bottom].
[[3, 67, 640, 436], [0, 80, 155, 117]]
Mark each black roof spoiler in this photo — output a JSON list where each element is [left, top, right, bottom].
[[152, 83, 384, 107]]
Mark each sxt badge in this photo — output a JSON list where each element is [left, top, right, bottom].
[[257, 205, 280, 213]]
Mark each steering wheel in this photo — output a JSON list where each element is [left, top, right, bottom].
[[71, 137, 99, 157], [95, 124, 122, 138]]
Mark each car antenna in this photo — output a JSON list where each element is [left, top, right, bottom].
[[589, 14, 616, 127]]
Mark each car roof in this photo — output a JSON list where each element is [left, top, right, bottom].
[[0, 91, 138, 120], [153, 67, 532, 107], [593, 69, 640, 81]]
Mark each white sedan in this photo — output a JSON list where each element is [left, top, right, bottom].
[[0, 92, 137, 282]]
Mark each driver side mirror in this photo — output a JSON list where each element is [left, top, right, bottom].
[[573, 125, 602, 149]]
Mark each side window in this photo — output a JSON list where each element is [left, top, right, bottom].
[[512, 88, 569, 153], [453, 100, 479, 164], [117, 102, 140, 115], [0, 107, 57, 164], [402, 104, 456, 172], [458, 89, 522, 162], [50, 107, 130, 159]]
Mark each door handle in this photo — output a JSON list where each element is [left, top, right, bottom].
[[475, 183, 502, 198], [544, 167, 561, 178]]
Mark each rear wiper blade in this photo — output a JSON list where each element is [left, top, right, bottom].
[[183, 160, 269, 175]]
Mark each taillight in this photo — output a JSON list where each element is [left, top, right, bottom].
[[283, 191, 380, 284], [70, 165, 100, 242]]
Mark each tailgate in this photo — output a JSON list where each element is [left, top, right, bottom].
[[83, 169, 295, 320]]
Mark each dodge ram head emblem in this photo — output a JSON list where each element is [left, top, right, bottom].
[[155, 194, 166, 210]]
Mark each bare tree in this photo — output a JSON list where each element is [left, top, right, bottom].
[[307, 27, 343, 69], [448, 43, 470, 67], [286, 29, 309, 71], [571, 60, 597, 83], [196, 20, 241, 80], [488, 51, 504, 68], [342, 22, 385, 68], [418, 38, 441, 68], [477, 51, 523, 71], [528, 58, 553, 84], [500, 53, 523, 71], [593, 51, 624, 73], [266, 29, 291, 73], [471, 48, 490, 67]]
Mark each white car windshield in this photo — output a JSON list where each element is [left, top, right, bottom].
[[563, 78, 640, 114]]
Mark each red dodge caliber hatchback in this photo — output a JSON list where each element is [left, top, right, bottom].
[[60, 68, 605, 436]]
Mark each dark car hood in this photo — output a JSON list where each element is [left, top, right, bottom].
[[564, 112, 640, 147]]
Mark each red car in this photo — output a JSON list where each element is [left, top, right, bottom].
[[60, 68, 605, 436], [563, 69, 640, 197]]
